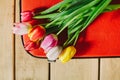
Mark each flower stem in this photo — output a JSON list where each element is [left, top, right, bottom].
[[105, 4, 120, 11], [80, 0, 112, 33]]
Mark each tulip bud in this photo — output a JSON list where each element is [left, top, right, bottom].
[[46, 46, 62, 62], [24, 41, 40, 51], [13, 23, 32, 35], [59, 46, 76, 63], [21, 11, 34, 22], [40, 34, 58, 52], [28, 25, 46, 41]]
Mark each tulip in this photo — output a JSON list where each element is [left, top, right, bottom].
[[21, 11, 34, 22], [24, 41, 40, 51], [59, 46, 76, 63], [28, 25, 46, 41], [40, 34, 58, 52], [46, 46, 62, 62], [13, 23, 32, 35]]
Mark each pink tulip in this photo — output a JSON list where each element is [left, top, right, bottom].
[[21, 11, 34, 22], [40, 34, 58, 52], [28, 25, 46, 41], [24, 41, 40, 51], [13, 23, 32, 35], [46, 46, 62, 62]]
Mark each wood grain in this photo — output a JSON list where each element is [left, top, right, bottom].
[[101, 58, 120, 80], [51, 59, 98, 80], [1, 0, 120, 80], [0, 0, 14, 80], [15, 36, 49, 80], [15, 0, 49, 80]]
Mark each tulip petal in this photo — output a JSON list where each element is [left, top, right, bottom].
[[28, 25, 46, 41], [47, 46, 62, 61], [59, 46, 76, 63], [13, 23, 32, 35], [41, 34, 58, 52], [24, 41, 40, 51], [21, 11, 34, 22]]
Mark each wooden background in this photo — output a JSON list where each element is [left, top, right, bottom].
[[0, 0, 120, 80]]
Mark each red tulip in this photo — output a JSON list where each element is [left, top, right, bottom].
[[24, 41, 40, 51], [21, 11, 34, 22], [28, 25, 46, 41]]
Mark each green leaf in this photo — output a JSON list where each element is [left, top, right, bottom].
[[56, 0, 101, 35], [33, 13, 59, 19], [40, 0, 75, 14], [80, 0, 112, 33], [104, 4, 120, 11], [41, 1, 64, 14], [51, 0, 88, 19]]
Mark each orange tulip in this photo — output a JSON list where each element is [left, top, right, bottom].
[[28, 25, 46, 41]]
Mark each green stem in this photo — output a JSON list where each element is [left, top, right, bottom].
[[68, 9, 93, 34], [64, 0, 100, 20], [73, 32, 80, 46], [45, 18, 60, 28], [33, 13, 59, 19], [56, 0, 100, 36], [56, 12, 83, 35], [41, 1, 64, 14], [67, 30, 79, 46], [72, 0, 112, 46], [80, 0, 111, 33], [40, 0, 77, 14], [105, 4, 120, 11]]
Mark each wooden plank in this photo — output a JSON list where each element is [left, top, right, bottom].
[[51, 59, 98, 80], [15, 36, 49, 80], [0, 0, 14, 80], [101, 58, 120, 80], [15, 0, 49, 80]]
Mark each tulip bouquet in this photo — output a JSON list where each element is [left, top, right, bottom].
[[13, 0, 120, 63]]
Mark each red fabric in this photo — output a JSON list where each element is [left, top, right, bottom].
[[21, 0, 120, 58]]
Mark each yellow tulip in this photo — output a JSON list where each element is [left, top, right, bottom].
[[59, 46, 76, 63]]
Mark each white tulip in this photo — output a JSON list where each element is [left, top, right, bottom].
[[46, 46, 62, 62]]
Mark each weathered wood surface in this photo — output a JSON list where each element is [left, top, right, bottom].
[[51, 59, 98, 80], [0, 0, 14, 80], [101, 58, 120, 80], [15, 0, 49, 80], [0, 0, 120, 80]]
